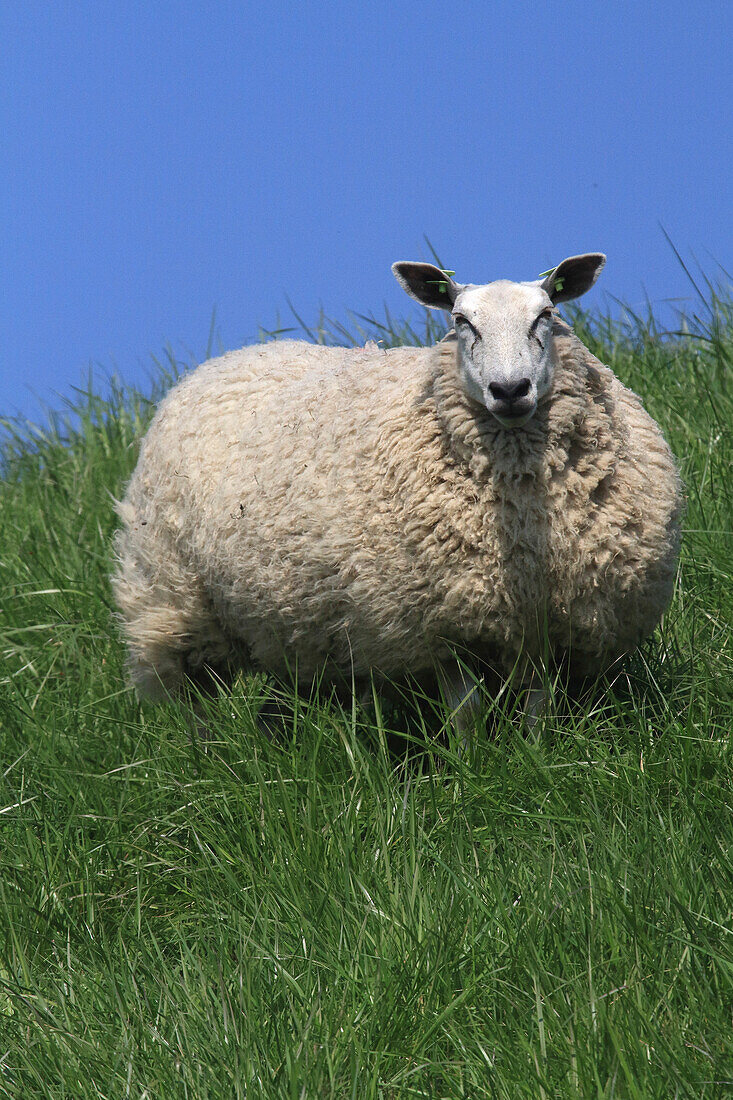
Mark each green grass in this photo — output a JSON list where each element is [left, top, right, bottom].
[[1, 283, 732, 1099]]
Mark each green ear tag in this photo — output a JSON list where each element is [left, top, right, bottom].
[[539, 267, 564, 294], [426, 269, 455, 295]]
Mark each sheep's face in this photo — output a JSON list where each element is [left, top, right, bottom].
[[392, 253, 606, 430], [451, 281, 554, 428]]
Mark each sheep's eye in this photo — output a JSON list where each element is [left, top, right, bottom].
[[530, 309, 552, 330], [529, 309, 553, 342], [454, 315, 479, 338]]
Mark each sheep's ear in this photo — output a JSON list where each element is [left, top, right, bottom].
[[541, 253, 606, 304], [392, 262, 460, 310]]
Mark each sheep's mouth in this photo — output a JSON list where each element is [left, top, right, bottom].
[[492, 404, 537, 429]]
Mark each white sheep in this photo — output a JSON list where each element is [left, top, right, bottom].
[[112, 253, 683, 720]]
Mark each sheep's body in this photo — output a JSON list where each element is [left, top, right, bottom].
[[113, 320, 682, 702]]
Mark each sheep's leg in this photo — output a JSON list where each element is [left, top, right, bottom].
[[183, 661, 237, 745], [438, 659, 483, 738], [520, 669, 547, 727]]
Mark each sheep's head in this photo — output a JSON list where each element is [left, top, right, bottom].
[[392, 253, 606, 428]]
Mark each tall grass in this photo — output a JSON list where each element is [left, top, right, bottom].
[[0, 284, 731, 1098]]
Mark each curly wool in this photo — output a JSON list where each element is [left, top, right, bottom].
[[112, 325, 683, 699]]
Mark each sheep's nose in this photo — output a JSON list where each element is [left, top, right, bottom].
[[488, 378, 531, 403]]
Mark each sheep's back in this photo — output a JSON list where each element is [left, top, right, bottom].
[[122, 340, 447, 676]]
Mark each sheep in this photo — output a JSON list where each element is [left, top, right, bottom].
[[112, 253, 683, 722]]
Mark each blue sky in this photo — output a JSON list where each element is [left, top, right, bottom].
[[2, 1, 731, 421]]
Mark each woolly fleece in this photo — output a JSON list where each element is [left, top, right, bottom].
[[112, 323, 683, 700]]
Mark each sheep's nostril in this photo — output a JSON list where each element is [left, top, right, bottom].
[[489, 378, 531, 403]]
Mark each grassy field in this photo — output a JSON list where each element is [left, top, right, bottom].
[[1, 282, 732, 1098]]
